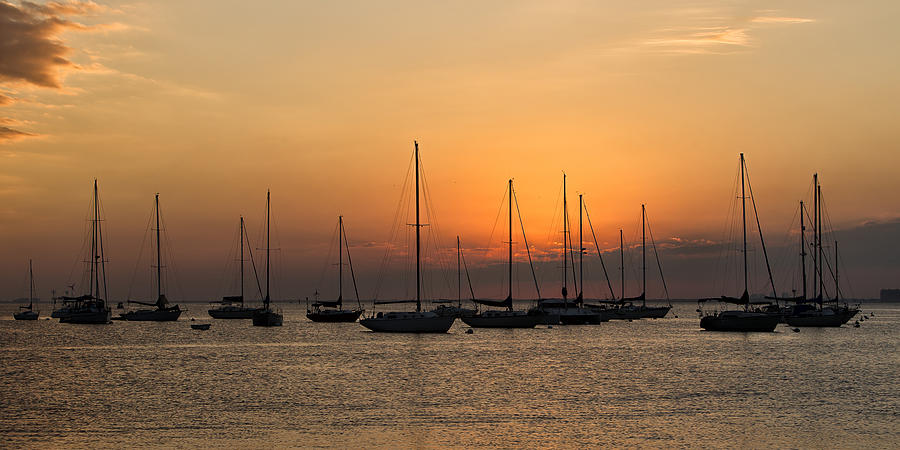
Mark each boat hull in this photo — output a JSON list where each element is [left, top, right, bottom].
[[306, 309, 363, 323], [208, 307, 262, 319], [461, 311, 540, 328], [641, 306, 671, 319], [120, 308, 182, 321], [13, 311, 39, 320], [252, 309, 283, 327], [60, 308, 112, 324], [700, 311, 779, 332], [359, 313, 455, 333]]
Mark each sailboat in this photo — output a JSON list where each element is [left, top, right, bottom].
[[784, 175, 858, 326], [359, 141, 456, 333], [209, 216, 264, 319], [607, 205, 671, 320], [430, 237, 477, 318], [699, 154, 780, 332], [120, 194, 182, 321], [56, 179, 112, 324], [252, 190, 284, 327], [535, 174, 604, 325], [13, 260, 39, 320], [307, 216, 365, 322], [462, 179, 542, 328]]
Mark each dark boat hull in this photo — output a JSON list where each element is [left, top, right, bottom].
[[461, 312, 540, 328], [252, 309, 283, 327], [359, 313, 455, 333], [13, 311, 39, 320], [306, 309, 363, 323], [641, 306, 671, 319], [60, 308, 112, 324], [120, 308, 182, 321], [208, 307, 262, 319], [700, 312, 779, 332]]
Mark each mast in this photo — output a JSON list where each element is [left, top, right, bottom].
[[508, 179, 513, 308], [834, 240, 839, 302], [338, 215, 343, 302], [155, 193, 162, 301], [92, 179, 99, 300], [240, 216, 244, 305], [457, 235, 461, 308], [265, 190, 270, 310], [642, 204, 646, 307], [800, 201, 807, 300], [415, 141, 421, 312], [740, 153, 748, 310], [562, 173, 568, 305], [579, 194, 583, 303], [818, 183, 823, 303], [620, 229, 624, 300], [813, 173, 818, 300], [29, 259, 34, 310]]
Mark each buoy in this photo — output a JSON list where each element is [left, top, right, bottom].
[[465, 329, 473, 334], [793, 328, 800, 333]]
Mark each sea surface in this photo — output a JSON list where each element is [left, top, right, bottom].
[[1, 301, 897, 448]]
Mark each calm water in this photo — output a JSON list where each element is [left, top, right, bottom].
[[1, 301, 897, 448]]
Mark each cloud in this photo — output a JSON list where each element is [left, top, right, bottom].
[[640, 9, 814, 54], [0, 125, 36, 142], [0, 1, 130, 141]]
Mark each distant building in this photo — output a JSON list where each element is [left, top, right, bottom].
[[880, 289, 900, 301]]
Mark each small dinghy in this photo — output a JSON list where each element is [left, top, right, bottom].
[[191, 323, 211, 330]]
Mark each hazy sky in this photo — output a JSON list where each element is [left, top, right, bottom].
[[1, 0, 898, 302]]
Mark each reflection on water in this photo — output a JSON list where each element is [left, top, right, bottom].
[[1, 302, 897, 447]]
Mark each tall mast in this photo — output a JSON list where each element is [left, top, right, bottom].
[[240, 216, 244, 305], [265, 190, 270, 309], [29, 259, 34, 310], [579, 194, 583, 302], [414, 141, 421, 312], [457, 235, 461, 308], [834, 240, 839, 302], [155, 193, 162, 300], [562, 173, 568, 304], [508, 179, 513, 307], [642, 204, 646, 307], [620, 229, 624, 300], [92, 179, 99, 299], [813, 173, 818, 299], [818, 183, 823, 302], [800, 201, 807, 300], [740, 153, 748, 310], [338, 215, 343, 302]]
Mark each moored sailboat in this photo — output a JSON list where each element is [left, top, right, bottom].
[[120, 194, 182, 321], [252, 190, 284, 327], [535, 174, 603, 325], [359, 141, 455, 333], [699, 154, 780, 332], [13, 260, 39, 320], [56, 179, 112, 324], [209, 216, 264, 319], [462, 179, 541, 328], [307, 216, 365, 322]]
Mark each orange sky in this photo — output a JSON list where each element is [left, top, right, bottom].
[[1, 1, 898, 301]]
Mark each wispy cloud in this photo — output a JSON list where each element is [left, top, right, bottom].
[[0, 125, 37, 143], [640, 9, 815, 55]]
